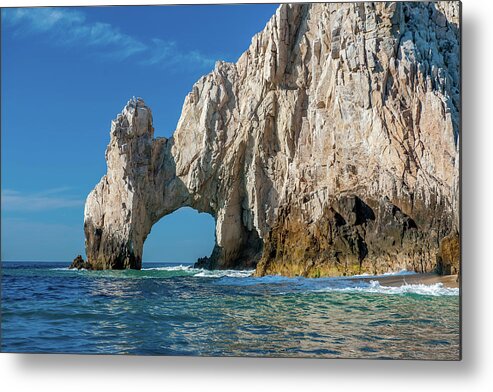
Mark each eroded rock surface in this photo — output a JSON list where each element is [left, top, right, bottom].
[[84, 2, 460, 276]]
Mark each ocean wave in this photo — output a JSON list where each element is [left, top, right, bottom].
[[143, 265, 254, 278], [141, 265, 192, 271], [216, 274, 458, 296], [49, 265, 457, 296], [51, 264, 254, 278], [312, 280, 459, 296], [193, 269, 254, 278], [353, 269, 417, 278]]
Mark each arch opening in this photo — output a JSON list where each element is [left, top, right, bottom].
[[143, 207, 215, 264]]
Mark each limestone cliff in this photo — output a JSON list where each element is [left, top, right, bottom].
[[82, 2, 460, 276]]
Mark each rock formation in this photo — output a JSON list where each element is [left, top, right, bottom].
[[69, 255, 92, 270], [83, 2, 460, 276]]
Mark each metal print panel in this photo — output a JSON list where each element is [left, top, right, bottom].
[[1, 1, 461, 359]]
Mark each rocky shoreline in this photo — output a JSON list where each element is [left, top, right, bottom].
[[68, 254, 459, 289]]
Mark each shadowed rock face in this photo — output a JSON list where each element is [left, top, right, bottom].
[[84, 2, 460, 276]]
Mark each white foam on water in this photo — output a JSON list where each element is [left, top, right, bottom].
[[142, 265, 193, 271], [194, 269, 254, 278], [51, 267, 91, 271], [312, 280, 459, 296], [353, 269, 417, 278], [381, 269, 418, 276], [50, 265, 458, 296], [142, 265, 254, 278], [222, 273, 458, 297]]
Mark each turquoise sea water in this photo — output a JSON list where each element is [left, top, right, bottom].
[[1, 262, 460, 359]]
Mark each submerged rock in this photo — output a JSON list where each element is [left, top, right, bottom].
[[84, 2, 460, 276]]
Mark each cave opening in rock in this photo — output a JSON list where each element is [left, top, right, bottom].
[[142, 207, 215, 264]]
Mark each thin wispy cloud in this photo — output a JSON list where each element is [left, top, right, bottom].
[[2, 7, 216, 68], [1, 188, 84, 212], [140, 38, 216, 68]]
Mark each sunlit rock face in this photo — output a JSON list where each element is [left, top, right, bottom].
[[84, 2, 460, 276]]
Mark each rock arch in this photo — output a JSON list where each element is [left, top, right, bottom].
[[84, 98, 262, 270], [83, 3, 460, 276]]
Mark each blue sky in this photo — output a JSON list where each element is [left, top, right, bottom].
[[1, 4, 278, 262]]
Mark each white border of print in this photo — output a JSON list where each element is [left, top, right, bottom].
[[1, 0, 492, 391]]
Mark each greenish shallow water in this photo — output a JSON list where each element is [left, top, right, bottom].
[[1, 262, 460, 359]]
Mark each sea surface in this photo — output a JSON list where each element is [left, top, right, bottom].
[[1, 262, 460, 359]]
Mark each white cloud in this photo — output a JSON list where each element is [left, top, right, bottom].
[[1, 188, 84, 212], [2, 7, 216, 67], [3, 8, 145, 59], [140, 38, 215, 69]]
